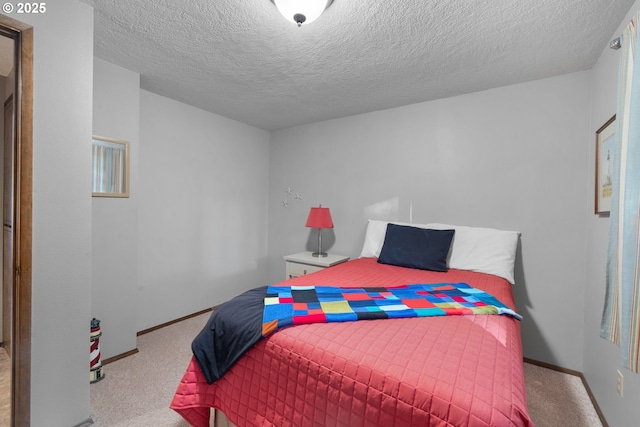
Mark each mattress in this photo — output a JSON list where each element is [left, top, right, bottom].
[[171, 257, 533, 427]]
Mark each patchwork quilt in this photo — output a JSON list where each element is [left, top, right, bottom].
[[262, 283, 521, 335], [192, 281, 521, 385]]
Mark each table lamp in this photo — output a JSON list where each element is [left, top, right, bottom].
[[305, 205, 333, 257]]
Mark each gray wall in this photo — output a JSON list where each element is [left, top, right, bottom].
[[90, 74, 271, 359], [18, 1, 95, 425], [136, 90, 271, 331], [584, 1, 640, 425], [92, 58, 140, 359], [268, 72, 591, 371]]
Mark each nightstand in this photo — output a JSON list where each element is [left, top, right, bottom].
[[284, 251, 350, 280]]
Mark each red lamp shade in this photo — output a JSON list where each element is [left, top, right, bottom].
[[305, 207, 333, 229]]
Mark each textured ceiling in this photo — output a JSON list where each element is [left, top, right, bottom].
[[81, 0, 634, 131]]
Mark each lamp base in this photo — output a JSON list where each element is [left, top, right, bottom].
[[311, 252, 328, 258]]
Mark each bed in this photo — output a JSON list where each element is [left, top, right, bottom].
[[171, 221, 533, 427]]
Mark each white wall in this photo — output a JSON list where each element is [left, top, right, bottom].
[[92, 58, 140, 359], [137, 90, 270, 331], [14, 1, 95, 425], [585, 1, 640, 425], [268, 72, 590, 371]]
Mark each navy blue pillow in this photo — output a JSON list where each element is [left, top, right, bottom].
[[377, 224, 454, 272]]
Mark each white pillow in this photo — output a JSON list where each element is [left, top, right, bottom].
[[426, 223, 520, 284], [359, 219, 428, 258]]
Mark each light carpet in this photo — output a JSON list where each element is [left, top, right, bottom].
[[90, 312, 603, 426], [0, 347, 11, 426]]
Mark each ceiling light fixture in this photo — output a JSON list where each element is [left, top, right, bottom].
[[271, 0, 334, 27]]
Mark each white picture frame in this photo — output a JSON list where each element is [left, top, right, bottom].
[[595, 115, 615, 215], [92, 135, 130, 198]]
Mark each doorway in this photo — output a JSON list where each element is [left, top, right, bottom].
[[0, 13, 32, 427], [1, 91, 15, 427]]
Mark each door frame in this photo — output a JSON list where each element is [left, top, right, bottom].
[[0, 13, 32, 427]]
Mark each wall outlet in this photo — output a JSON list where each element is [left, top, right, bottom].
[[617, 370, 624, 397]]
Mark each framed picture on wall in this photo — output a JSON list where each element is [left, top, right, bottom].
[[595, 115, 615, 215], [92, 135, 130, 198]]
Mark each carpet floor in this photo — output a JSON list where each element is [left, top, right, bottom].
[[0, 347, 10, 427], [90, 312, 603, 427]]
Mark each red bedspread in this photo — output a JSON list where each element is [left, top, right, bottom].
[[171, 258, 533, 427]]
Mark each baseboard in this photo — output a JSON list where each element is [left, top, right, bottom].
[[102, 307, 216, 365], [71, 417, 93, 427], [137, 306, 215, 336], [524, 357, 608, 427], [102, 348, 139, 365]]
